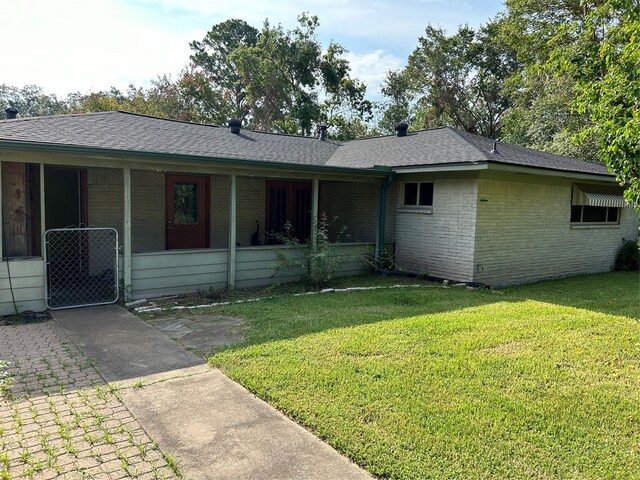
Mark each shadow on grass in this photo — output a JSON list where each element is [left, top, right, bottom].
[[504, 271, 639, 319], [207, 271, 639, 352]]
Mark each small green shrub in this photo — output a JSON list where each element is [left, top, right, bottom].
[[196, 286, 227, 301], [271, 212, 356, 288], [0, 361, 13, 399], [615, 239, 639, 271]]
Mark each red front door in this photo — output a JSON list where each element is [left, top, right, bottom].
[[166, 174, 209, 249]]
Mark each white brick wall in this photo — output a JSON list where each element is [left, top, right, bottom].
[[394, 178, 478, 281], [473, 178, 639, 286]]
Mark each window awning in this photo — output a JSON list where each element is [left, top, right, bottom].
[[572, 184, 627, 207]]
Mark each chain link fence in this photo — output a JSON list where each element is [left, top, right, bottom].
[[44, 228, 119, 309]]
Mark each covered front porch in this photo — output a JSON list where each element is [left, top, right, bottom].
[[0, 151, 396, 315]]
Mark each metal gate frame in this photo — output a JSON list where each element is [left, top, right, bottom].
[[44, 227, 119, 310]]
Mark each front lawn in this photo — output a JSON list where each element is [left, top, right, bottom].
[[207, 272, 639, 479]]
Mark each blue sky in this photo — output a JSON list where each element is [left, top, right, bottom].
[[2, 0, 505, 101]]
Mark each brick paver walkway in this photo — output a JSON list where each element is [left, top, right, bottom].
[[0, 322, 180, 479]]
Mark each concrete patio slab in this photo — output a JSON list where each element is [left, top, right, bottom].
[[123, 370, 372, 480], [53, 304, 372, 480], [53, 304, 204, 383]]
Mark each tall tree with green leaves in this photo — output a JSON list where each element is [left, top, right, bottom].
[[188, 19, 258, 124], [380, 23, 520, 138], [0, 84, 68, 118], [497, 0, 607, 162], [189, 14, 371, 136], [552, 0, 640, 205]]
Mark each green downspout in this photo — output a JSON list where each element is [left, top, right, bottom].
[[375, 172, 394, 269]]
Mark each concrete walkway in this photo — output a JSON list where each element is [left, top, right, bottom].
[[53, 304, 371, 480]]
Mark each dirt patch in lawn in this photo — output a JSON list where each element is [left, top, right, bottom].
[[143, 314, 247, 357]]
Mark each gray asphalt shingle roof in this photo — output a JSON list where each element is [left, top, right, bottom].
[[327, 126, 610, 176], [0, 111, 339, 166], [0, 110, 612, 177]]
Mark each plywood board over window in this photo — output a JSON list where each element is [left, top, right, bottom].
[[1, 162, 42, 257]]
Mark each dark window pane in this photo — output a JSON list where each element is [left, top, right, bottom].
[[419, 182, 434, 206], [174, 183, 198, 224], [570, 205, 582, 222], [294, 187, 311, 242], [582, 206, 607, 222], [268, 187, 288, 235], [266, 182, 311, 244], [404, 183, 418, 205], [607, 207, 619, 223]]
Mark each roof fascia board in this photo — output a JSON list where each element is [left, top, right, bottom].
[[392, 162, 489, 174], [486, 161, 616, 182], [0, 140, 389, 178], [391, 160, 615, 182]]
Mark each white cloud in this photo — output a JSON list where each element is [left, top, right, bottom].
[[0, 0, 502, 100], [1, 0, 196, 96], [344, 50, 403, 98]]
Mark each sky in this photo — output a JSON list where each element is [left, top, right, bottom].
[[1, 0, 505, 102]]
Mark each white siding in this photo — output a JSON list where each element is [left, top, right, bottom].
[[235, 243, 376, 289], [0, 259, 45, 315], [131, 249, 228, 299]]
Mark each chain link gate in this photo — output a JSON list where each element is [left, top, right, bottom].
[[44, 228, 119, 309]]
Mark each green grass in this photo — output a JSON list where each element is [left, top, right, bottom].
[[206, 272, 640, 479]]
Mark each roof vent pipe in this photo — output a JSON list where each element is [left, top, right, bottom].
[[5, 107, 18, 119], [318, 125, 328, 141], [394, 121, 408, 137], [228, 118, 241, 134], [490, 141, 499, 154]]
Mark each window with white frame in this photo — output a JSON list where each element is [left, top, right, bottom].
[[404, 182, 433, 206]]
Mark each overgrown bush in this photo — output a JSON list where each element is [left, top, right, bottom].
[[614, 239, 639, 271], [270, 212, 356, 288], [196, 286, 227, 301]]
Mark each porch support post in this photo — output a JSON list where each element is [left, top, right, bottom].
[[0, 162, 3, 260], [123, 168, 132, 302], [375, 174, 393, 268], [311, 178, 319, 246], [228, 174, 237, 290], [40, 164, 46, 252]]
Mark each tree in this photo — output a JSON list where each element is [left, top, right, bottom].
[[380, 23, 520, 138], [553, 0, 640, 205], [500, 69, 600, 161], [0, 84, 68, 118], [189, 19, 258, 124], [65, 75, 206, 122], [189, 14, 371, 135], [497, 0, 605, 162]]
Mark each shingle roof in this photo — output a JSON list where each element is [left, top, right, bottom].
[[327, 126, 611, 176], [0, 111, 339, 166], [0, 111, 612, 177]]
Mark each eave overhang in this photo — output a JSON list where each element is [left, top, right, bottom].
[[0, 139, 391, 179], [392, 159, 616, 183]]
